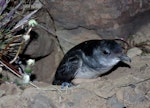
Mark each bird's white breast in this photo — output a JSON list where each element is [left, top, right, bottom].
[[75, 65, 113, 79]]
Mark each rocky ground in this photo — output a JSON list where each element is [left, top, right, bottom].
[[0, 53, 150, 108]]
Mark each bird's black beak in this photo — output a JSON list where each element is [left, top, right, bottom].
[[119, 54, 131, 62]]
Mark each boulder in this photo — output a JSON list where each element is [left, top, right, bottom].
[[43, 0, 150, 38], [22, 8, 56, 58], [21, 8, 63, 83]]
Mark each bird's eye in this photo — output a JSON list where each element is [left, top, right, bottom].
[[103, 49, 110, 55]]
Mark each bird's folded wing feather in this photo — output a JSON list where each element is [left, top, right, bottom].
[[52, 51, 82, 85]]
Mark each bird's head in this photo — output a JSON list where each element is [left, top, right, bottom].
[[95, 40, 131, 67]]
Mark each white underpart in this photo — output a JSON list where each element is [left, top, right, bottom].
[[99, 57, 120, 67], [75, 58, 120, 79]]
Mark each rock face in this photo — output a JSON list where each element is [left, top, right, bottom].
[[22, 8, 63, 83], [44, 0, 150, 38], [22, 8, 55, 58], [33, 42, 63, 83], [56, 27, 101, 53]]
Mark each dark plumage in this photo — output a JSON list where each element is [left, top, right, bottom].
[[52, 39, 130, 86]]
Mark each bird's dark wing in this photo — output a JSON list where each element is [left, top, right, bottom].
[[52, 51, 82, 85]]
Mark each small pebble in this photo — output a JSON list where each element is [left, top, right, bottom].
[[127, 47, 142, 58]]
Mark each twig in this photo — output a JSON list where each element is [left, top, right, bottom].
[[1, 59, 72, 93], [0, 1, 22, 28], [37, 24, 56, 37], [9, 42, 23, 64], [0, 59, 22, 78], [4, 34, 22, 43], [26, 27, 32, 35], [114, 38, 130, 49], [29, 82, 40, 89], [8, 26, 33, 64], [12, 9, 39, 31], [0, 36, 19, 57], [117, 77, 150, 88], [0, 59, 41, 89]]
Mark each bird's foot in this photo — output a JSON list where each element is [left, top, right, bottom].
[[61, 82, 73, 89]]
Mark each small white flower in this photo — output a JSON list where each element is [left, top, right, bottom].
[[23, 34, 30, 41], [28, 19, 38, 27], [22, 74, 30, 84], [27, 59, 35, 66]]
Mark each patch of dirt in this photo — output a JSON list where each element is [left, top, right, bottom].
[[0, 53, 149, 108]]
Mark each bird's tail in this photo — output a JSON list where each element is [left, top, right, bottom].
[[52, 79, 63, 85]]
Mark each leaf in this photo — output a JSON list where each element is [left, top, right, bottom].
[[12, 9, 39, 31], [24, 67, 32, 73], [0, 0, 10, 15], [0, 1, 22, 28]]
